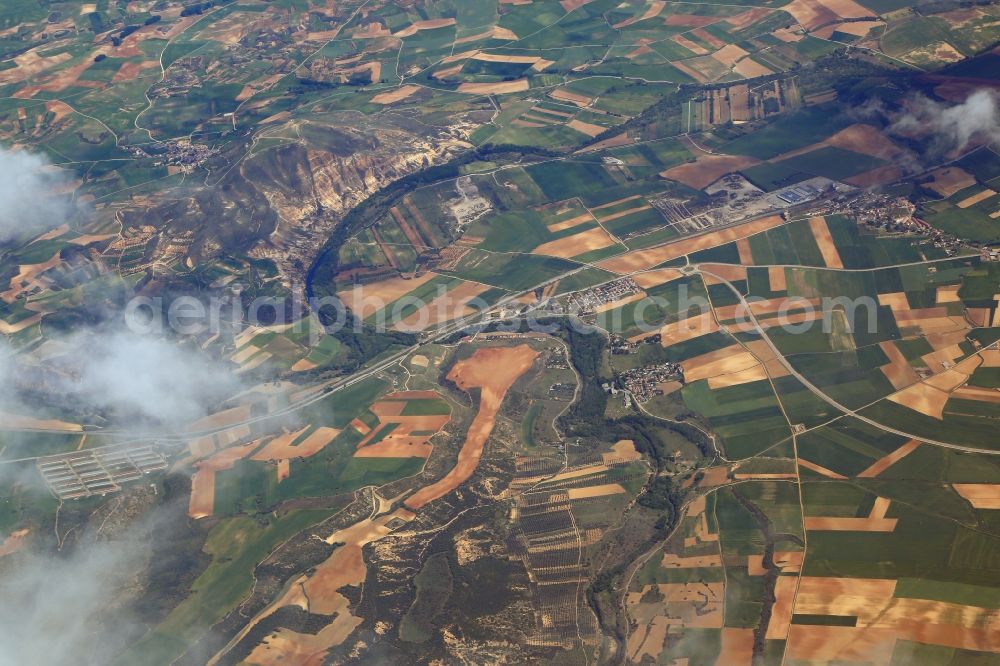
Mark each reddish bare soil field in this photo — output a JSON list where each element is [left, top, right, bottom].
[[661, 152, 761, 189], [251, 426, 339, 461], [405, 345, 538, 509], [354, 391, 451, 459]]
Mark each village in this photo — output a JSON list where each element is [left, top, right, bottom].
[[557, 278, 642, 315], [609, 360, 684, 404]]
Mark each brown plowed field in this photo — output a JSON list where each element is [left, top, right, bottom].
[[660, 151, 760, 189], [681, 346, 760, 383], [887, 382, 950, 419], [783, 0, 873, 31], [188, 441, 262, 519], [598, 215, 784, 273], [925, 167, 976, 197], [355, 392, 451, 459], [393, 18, 456, 37], [336, 272, 438, 319], [952, 484, 1000, 509], [798, 458, 847, 479], [718, 628, 754, 664], [803, 515, 897, 531], [251, 426, 339, 461], [532, 225, 617, 258], [457, 79, 530, 94], [808, 217, 844, 268], [395, 280, 491, 331], [858, 439, 920, 477], [657, 311, 720, 346], [878, 340, 920, 390], [766, 575, 799, 640]]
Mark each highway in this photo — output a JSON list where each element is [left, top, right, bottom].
[[4, 199, 993, 462], [0, 264, 588, 463], [695, 264, 1000, 457]]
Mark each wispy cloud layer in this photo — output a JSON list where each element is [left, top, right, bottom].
[[0, 147, 71, 243]]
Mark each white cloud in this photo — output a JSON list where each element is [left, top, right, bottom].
[[891, 88, 1000, 155], [0, 328, 242, 430], [0, 147, 72, 243], [65, 329, 242, 428], [0, 535, 146, 666]]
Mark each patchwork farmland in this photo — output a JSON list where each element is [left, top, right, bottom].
[[3, 0, 1000, 664]]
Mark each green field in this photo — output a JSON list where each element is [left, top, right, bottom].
[[721, 106, 852, 160], [741, 147, 884, 191], [441, 249, 579, 291], [118, 508, 341, 665], [923, 184, 1000, 243], [5, 2, 1000, 664], [682, 378, 791, 459]]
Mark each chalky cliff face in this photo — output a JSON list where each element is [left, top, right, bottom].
[[248, 125, 471, 285], [116, 119, 472, 285]]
